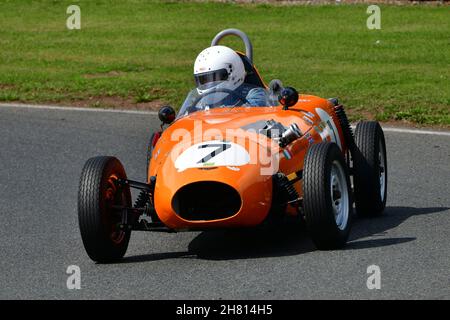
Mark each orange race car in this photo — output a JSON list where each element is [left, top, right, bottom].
[[78, 29, 387, 263]]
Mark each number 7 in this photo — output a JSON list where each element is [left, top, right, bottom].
[[197, 143, 231, 163]]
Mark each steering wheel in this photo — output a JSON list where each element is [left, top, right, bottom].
[[188, 88, 250, 113]]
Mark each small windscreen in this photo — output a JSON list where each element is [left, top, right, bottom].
[[177, 83, 278, 119]]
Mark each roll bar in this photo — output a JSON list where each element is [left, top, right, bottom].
[[211, 28, 253, 64]]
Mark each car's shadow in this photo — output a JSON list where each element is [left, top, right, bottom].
[[120, 206, 448, 263]]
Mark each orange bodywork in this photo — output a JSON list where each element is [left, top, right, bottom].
[[148, 96, 347, 231]]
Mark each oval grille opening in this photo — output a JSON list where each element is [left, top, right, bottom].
[[172, 182, 241, 221]]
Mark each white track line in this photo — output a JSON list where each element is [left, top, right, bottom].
[[1, 102, 449, 136], [381, 127, 450, 137], [0, 102, 158, 115], [350, 125, 450, 137]]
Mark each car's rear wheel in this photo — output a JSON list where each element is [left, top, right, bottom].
[[78, 156, 131, 263], [353, 121, 387, 217], [303, 142, 352, 249]]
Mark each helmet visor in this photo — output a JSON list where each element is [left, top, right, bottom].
[[194, 68, 229, 90]]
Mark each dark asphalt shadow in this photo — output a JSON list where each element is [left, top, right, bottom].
[[346, 206, 448, 249], [117, 251, 194, 264], [121, 206, 448, 262], [188, 223, 315, 260], [345, 237, 416, 250]]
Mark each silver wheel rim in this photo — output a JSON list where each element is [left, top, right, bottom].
[[330, 160, 349, 231], [379, 140, 386, 202]]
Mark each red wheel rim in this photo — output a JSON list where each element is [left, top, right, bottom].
[[105, 174, 126, 245]]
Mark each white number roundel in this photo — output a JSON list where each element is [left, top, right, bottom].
[[175, 140, 250, 172]]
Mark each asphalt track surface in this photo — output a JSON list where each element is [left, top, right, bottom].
[[0, 105, 449, 299]]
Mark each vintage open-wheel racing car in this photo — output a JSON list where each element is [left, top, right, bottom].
[[78, 29, 387, 262]]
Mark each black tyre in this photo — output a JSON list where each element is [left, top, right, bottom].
[[303, 143, 352, 249], [78, 156, 132, 263], [353, 121, 387, 217]]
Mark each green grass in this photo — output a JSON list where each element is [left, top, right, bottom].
[[0, 0, 449, 125]]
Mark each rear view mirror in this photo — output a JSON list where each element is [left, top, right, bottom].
[[158, 105, 176, 124], [278, 87, 299, 110]]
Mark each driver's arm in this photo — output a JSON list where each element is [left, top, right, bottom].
[[245, 87, 269, 107]]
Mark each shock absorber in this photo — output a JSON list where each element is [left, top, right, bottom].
[[274, 172, 299, 204]]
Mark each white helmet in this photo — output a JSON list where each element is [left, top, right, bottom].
[[193, 45, 246, 95]]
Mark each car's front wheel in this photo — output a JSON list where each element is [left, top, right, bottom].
[[78, 156, 131, 263], [303, 142, 352, 250]]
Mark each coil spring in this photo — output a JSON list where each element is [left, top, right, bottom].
[[274, 173, 299, 203], [334, 104, 356, 153], [134, 190, 154, 218]]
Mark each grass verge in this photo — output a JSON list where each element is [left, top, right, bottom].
[[0, 0, 449, 126]]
